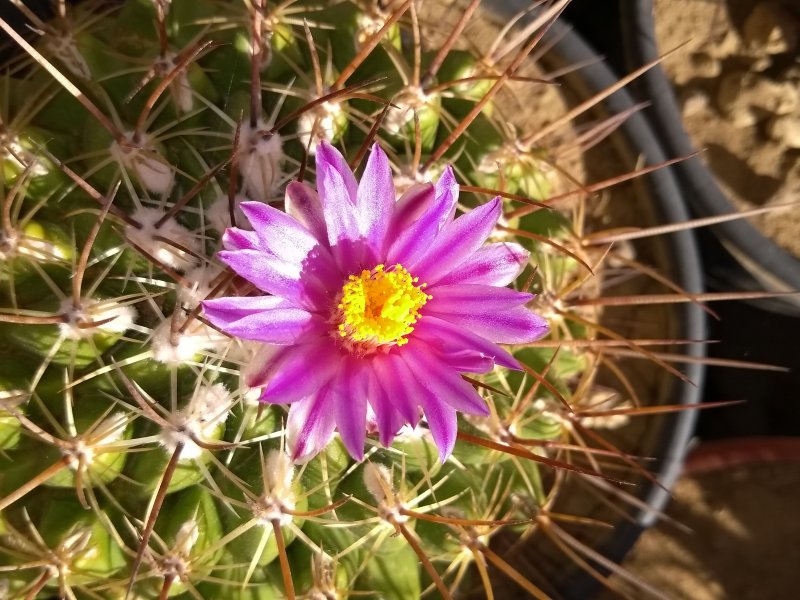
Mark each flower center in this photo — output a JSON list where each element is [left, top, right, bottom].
[[337, 264, 430, 347]]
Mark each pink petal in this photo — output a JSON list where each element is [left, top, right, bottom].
[[222, 227, 261, 251], [411, 198, 502, 285], [436, 242, 529, 286], [432, 306, 549, 344], [260, 341, 340, 404], [355, 144, 394, 256], [244, 344, 286, 388], [316, 142, 357, 201], [364, 364, 406, 448], [216, 249, 324, 307], [288, 390, 337, 464], [315, 143, 362, 266], [239, 202, 322, 264], [425, 283, 533, 313], [432, 350, 494, 373], [371, 353, 421, 425], [412, 315, 520, 370], [386, 183, 434, 242], [285, 181, 327, 244], [417, 390, 457, 463], [401, 348, 489, 417], [216, 246, 339, 309], [203, 297, 323, 344], [334, 359, 368, 460], [386, 167, 459, 267]]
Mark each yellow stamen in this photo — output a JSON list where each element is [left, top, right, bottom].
[[337, 264, 430, 347]]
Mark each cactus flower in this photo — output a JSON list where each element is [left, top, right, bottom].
[[202, 142, 548, 463]]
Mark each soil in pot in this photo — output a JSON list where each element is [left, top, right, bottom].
[[601, 440, 800, 599], [652, 0, 800, 258]]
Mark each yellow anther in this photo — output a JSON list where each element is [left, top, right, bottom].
[[337, 264, 429, 346]]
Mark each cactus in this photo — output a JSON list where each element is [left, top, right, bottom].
[[0, 0, 712, 598]]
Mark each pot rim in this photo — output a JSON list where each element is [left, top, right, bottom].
[[620, 0, 800, 316]]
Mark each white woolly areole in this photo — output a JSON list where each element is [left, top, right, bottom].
[[160, 383, 230, 460], [308, 552, 338, 600], [355, 11, 388, 48], [110, 132, 175, 195], [363, 462, 392, 504], [532, 399, 566, 422], [45, 33, 91, 79], [178, 264, 225, 308], [154, 52, 193, 114], [238, 121, 284, 202], [172, 520, 201, 558], [57, 297, 137, 340], [393, 423, 429, 443], [579, 390, 632, 430], [251, 450, 297, 525], [66, 412, 128, 470], [384, 86, 433, 135], [206, 193, 253, 234], [150, 318, 226, 365], [393, 162, 444, 196], [1, 136, 49, 176], [125, 206, 200, 271], [297, 101, 343, 154], [265, 450, 295, 500]]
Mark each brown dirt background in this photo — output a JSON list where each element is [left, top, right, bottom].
[[653, 0, 800, 258], [601, 457, 800, 599]]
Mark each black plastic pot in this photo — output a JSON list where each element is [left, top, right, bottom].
[[620, 0, 800, 316], [487, 2, 706, 597]]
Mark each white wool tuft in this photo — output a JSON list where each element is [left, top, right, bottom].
[[57, 297, 137, 340], [238, 121, 284, 202], [125, 206, 200, 271], [110, 132, 174, 195]]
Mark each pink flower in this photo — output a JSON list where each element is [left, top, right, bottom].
[[202, 142, 548, 463]]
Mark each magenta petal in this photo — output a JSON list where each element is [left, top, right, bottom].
[[434, 350, 494, 373], [433, 306, 550, 344], [316, 142, 358, 201], [288, 391, 337, 464], [418, 391, 457, 462], [387, 183, 434, 241], [386, 167, 459, 266], [413, 315, 520, 370], [203, 295, 287, 321], [437, 242, 529, 286], [426, 283, 533, 313], [217, 249, 317, 305], [371, 353, 421, 425], [402, 349, 489, 417], [334, 360, 368, 460], [316, 143, 361, 256], [260, 341, 339, 404], [239, 201, 321, 264], [245, 344, 287, 388], [222, 227, 260, 251], [202, 296, 322, 344], [412, 198, 502, 284], [355, 144, 394, 254], [369, 376, 405, 447], [285, 181, 327, 244]]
